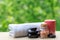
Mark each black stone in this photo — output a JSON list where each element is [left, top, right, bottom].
[[28, 34, 39, 38], [48, 33, 56, 38]]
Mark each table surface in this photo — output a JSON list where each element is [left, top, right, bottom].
[[0, 31, 60, 40]]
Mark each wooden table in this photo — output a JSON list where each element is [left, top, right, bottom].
[[0, 31, 60, 40]]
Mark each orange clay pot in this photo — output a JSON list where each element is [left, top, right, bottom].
[[45, 20, 56, 34]]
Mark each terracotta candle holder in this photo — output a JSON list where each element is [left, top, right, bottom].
[[40, 23, 49, 38]]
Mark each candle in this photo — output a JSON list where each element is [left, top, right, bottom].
[[45, 20, 56, 34]]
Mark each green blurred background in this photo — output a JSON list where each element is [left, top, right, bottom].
[[0, 0, 60, 31]]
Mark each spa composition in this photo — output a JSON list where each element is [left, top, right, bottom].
[[9, 20, 56, 38]]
